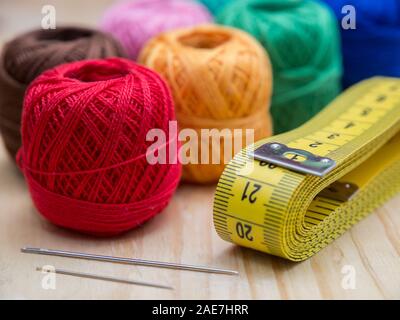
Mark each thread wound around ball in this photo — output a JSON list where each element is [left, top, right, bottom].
[[139, 24, 273, 183], [217, 0, 343, 134], [0, 27, 127, 161], [19, 58, 181, 235]]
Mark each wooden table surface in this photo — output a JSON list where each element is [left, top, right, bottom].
[[0, 0, 399, 300]]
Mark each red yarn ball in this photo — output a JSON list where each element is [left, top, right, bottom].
[[19, 57, 181, 235]]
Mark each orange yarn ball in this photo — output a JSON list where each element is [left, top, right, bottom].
[[139, 24, 273, 183]]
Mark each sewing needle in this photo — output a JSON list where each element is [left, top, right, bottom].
[[36, 266, 173, 290], [22, 247, 239, 276]]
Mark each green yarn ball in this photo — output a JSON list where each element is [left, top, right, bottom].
[[217, 0, 343, 133]]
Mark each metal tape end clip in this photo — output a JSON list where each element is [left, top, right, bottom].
[[250, 142, 336, 177]]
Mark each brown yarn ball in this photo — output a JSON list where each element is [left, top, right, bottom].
[[0, 27, 126, 161]]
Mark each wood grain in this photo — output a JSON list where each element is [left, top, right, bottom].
[[0, 0, 399, 300]]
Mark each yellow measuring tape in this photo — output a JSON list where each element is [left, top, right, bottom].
[[213, 77, 400, 261]]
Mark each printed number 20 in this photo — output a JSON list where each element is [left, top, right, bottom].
[[236, 222, 253, 241]]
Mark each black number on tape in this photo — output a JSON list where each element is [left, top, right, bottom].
[[361, 107, 372, 116], [242, 182, 261, 203], [259, 161, 277, 169], [345, 122, 355, 129], [309, 141, 323, 148], [236, 222, 254, 241], [327, 133, 340, 140]]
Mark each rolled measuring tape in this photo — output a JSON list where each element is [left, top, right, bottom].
[[213, 77, 400, 261]]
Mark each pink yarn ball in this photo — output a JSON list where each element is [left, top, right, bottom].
[[100, 0, 213, 60]]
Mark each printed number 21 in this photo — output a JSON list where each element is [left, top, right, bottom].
[[241, 182, 261, 204]]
